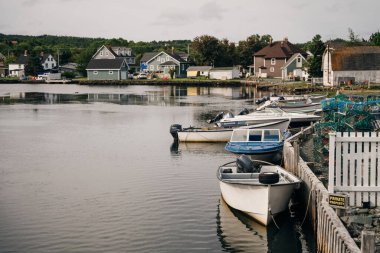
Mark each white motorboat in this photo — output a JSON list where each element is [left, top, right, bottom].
[[170, 119, 290, 142], [217, 155, 301, 226], [217, 108, 320, 128], [256, 100, 321, 114]]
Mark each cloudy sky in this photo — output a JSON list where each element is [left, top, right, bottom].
[[0, 0, 379, 43]]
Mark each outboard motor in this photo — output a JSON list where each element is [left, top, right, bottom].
[[170, 124, 182, 139], [238, 108, 250, 115], [207, 112, 225, 124], [236, 154, 261, 173], [255, 96, 270, 105]]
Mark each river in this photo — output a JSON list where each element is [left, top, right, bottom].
[[0, 83, 313, 253]]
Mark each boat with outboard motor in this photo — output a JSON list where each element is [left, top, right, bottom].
[[224, 128, 288, 162], [256, 99, 321, 114], [216, 108, 321, 128], [169, 119, 290, 143], [217, 155, 301, 226]]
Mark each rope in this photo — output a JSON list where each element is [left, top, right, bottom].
[[269, 208, 280, 230], [300, 185, 314, 227]]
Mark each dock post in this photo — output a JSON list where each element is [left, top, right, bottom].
[[293, 140, 299, 175], [361, 230, 375, 253]]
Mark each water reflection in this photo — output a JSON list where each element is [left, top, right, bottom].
[[0, 86, 271, 106], [217, 197, 303, 253], [170, 141, 228, 156]]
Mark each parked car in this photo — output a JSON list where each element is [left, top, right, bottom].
[[137, 73, 147, 79]]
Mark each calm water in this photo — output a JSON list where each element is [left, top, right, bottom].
[[0, 84, 312, 253]]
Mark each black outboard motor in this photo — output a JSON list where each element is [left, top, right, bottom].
[[207, 112, 225, 124], [236, 154, 254, 173], [255, 96, 269, 105], [170, 124, 182, 139], [238, 108, 250, 115]]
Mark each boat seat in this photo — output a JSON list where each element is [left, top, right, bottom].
[[221, 173, 260, 180]]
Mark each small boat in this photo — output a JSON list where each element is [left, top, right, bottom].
[[256, 100, 321, 114], [217, 108, 320, 128], [169, 119, 290, 143], [217, 155, 301, 226], [256, 94, 327, 105], [225, 128, 287, 162]]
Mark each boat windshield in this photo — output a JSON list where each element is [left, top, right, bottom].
[[263, 130, 280, 142], [230, 129, 281, 142]]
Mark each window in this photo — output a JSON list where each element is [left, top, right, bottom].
[[105, 51, 109, 56], [52, 63, 54, 68], [100, 51, 103, 56], [166, 56, 170, 61], [263, 130, 279, 142], [248, 130, 262, 142], [270, 67, 274, 72], [45, 63, 48, 68], [93, 71, 98, 75], [109, 71, 113, 74], [150, 65, 154, 71], [297, 57, 301, 63], [271, 58, 276, 65]]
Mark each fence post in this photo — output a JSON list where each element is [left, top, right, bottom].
[[328, 132, 336, 193], [361, 230, 375, 253], [293, 140, 299, 175]]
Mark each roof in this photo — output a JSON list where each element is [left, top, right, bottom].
[[15, 55, 29, 64], [210, 67, 238, 71], [40, 53, 53, 62], [141, 52, 159, 62], [159, 61, 178, 66], [282, 53, 307, 68], [330, 46, 380, 71], [254, 40, 307, 58], [86, 58, 127, 70], [163, 51, 186, 62], [60, 62, 78, 70], [187, 66, 212, 71], [110, 46, 132, 56]]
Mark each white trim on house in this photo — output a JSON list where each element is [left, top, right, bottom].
[[91, 45, 116, 59], [146, 51, 181, 65]]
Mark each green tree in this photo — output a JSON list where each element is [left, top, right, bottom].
[[190, 35, 220, 66], [304, 34, 325, 77], [369, 31, 380, 46], [25, 53, 43, 76]]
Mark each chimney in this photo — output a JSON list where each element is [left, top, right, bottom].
[[171, 46, 174, 54], [24, 50, 27, 56], [284, 37, 288, 42], [40, 52, 44, 57], [269, 37, 273, 44]]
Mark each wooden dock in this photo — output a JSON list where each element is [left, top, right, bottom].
[[45, 79, 72, 84]]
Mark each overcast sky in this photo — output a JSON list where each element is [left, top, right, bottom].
[[0, 0, 379, 43]]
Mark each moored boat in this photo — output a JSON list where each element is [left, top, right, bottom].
[[217, 155, 301, 226], [170, 119, 290, 143], [217, 108, 320, 128]]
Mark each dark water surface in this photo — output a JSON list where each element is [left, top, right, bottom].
[[0, 84, 312, 253]]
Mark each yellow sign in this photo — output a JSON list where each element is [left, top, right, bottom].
[[328, 194, 348, 209]]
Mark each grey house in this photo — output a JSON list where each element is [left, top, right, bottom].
[[86, 45, 130, 80], [144, 51, 189, 78]]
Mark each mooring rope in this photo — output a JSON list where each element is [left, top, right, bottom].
[[269, 208, 280, 230], [300, 185, 314, 227]]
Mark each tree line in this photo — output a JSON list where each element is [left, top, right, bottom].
[[1, 29, 379, 77]]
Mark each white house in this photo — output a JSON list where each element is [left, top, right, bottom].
[[209, 67, 240, 80], [9, 53, 28, 78], [40, 53, 57, 70], [322, 45, 380, 86]]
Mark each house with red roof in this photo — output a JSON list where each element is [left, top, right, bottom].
[[252, 38, 308, 80]]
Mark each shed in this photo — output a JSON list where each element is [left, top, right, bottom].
[[209, 67, 240, 80], [186, 66, 212, 78]]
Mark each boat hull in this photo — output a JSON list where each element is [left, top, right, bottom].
[[219, 181, 296, 226], [177, 119, 290, 142]]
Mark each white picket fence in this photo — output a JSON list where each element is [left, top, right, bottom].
[[328, 132, 380, 207]]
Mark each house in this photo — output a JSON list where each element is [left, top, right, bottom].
[[140, 52, 159, 72], [281, 53, 309, 81], [40, 53, 57, 70], [9, 51, 28, 78], [0, 53, 7, 77], [59, 62, 78, 73], [143, 51, 189, 78], [86, 45, 131, 80], [252, 38, 308, 79], [8, 51, 58, 78], [186, 66, 212, 78], [322, 45, 380, 86], [209, 67, 240, 80]]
